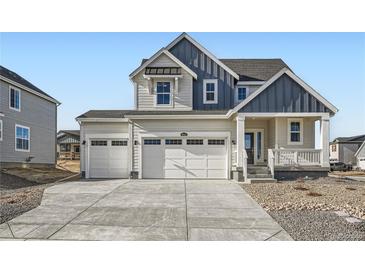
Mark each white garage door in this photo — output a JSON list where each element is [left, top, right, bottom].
[[142, 138, 227, 179], [89, 139, 129, 178]]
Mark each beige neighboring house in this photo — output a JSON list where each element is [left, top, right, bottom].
[[76, 32, 338, 182], [57, 130, 80, 160], [354, 141, 365, 170], [330, 134, 365, 165]]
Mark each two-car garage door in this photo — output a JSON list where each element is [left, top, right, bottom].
[[142, 137, 228, 179]]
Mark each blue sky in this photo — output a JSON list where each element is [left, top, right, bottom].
[[1, 32, 364, 141]]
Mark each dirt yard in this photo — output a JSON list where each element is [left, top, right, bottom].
[[57, 160, 80, 173]]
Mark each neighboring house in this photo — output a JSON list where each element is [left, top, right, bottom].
[[57, 130, 80, 160], [354, 141, 365, 170], [329, 134, 365, 165], [0, 66, 60, 168], [76, 33, 338, 182]]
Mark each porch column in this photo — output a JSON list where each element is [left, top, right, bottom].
[[320, 115, 330, 167], [236, 114, 245, 167]]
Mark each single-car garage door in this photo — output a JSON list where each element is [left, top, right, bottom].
[[142, 138, 227, 179], [88, 139, 129, 178]]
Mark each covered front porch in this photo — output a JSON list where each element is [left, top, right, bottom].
[[234, 113, 330, 182]]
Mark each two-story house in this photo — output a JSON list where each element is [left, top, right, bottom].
[[0, 66, 60, 168], [77, 33, 338, 182]]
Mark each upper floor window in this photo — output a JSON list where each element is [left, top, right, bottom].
[[15, 124, 30, 151], [237, 86, 247, 101], [156, 82, 171, 105], [331, 144, 336, 152], [287, 118, 303, 145], [9, 86, 21, 111], [203, 79, 218, 104]]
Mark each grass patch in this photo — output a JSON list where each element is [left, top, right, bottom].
[[293, 185, 309, 191], [306, 191, 323, 197]]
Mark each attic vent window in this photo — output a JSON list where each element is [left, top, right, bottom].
[[145, 67, 181, 75]]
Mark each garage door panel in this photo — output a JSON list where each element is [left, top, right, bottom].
[[165, 158, 185, 168], [186, 148, 205, 157], [207, 170, 226, 178], [186, 158, 206, 169], [165, 168, 186, 178], [207, 158, 226, 169], [186, 169, 207, 178], [165, 148, 186, 157]]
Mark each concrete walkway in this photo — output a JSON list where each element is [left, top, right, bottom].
[[0, 179, 292, 241]]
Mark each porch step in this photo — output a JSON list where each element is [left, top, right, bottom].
[[247, 178, 277, 184], [247, 174, 273, 179], [247, 166, 271, 175]]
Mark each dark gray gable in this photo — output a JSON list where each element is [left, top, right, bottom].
[[239, 74, 332, 113], [169, 38, 235, 110]]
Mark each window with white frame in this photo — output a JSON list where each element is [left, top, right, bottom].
[[15, 125, 30, 151], [203, 79, 218, 104], [0, 120, 3, 141], [156, 82, 171, 105], [288, 119, 303, 144], [9, 86, 21, 111], [237, 86, 247, 101]]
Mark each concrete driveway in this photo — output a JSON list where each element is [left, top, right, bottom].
[[0, 179, 292, 240]]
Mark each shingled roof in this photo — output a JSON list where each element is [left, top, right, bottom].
[[331, 134, 365, 143], [58, 130, 80, 137], [0, 65, 59, 103], [220, 59, 290, 81]]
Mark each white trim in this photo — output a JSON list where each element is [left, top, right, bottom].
[[165, 33, 240, 80], [125, 114, 227, 120], [237, 81, 265, 85], [9, 86, 21, 112], [129, 49, 197, 80], [15, 124, 30, 152], [154, 80, 173, 107], [0, 75, 60, 105], [355, 141, 365, 157], [241, 112, 330, 118], [203, 79, 218, 104], [228, 68, 338, 116], [287, 118, 303, 145], [76, 118, 129, 123], [0, 119, 3, 141], [0, 113, 4, 117]]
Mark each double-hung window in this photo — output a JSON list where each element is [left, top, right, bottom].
[[156, 82, 171, 105], [288, 119, 303, 144], [237, 86, 247, 101], [15, 125, 30, 151], [203, 79, 218, 104], [9, 86, 21, 111]]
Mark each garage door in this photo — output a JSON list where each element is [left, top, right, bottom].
[[142, 138, 227, 179], [89, 139, 128, 178]]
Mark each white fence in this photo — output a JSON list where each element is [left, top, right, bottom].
[[270, 149, 321, 166]]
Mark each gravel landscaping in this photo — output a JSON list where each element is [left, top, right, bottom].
[[0, 168, 79, 224], [242, 177, 365, 241]]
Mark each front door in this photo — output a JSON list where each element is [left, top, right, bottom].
[[245, 133, 254, 164]]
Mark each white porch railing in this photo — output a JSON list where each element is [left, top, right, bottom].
[[270, 148, 321, 166], [268, 149, 275, 178], [242, 149, 248, 181]]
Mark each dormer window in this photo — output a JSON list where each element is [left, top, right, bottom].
[[203, 79, 218, 104], [156, 81, 171, 105], [237, 86, 247, 101]]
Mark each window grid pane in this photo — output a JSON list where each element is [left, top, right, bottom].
[[187, 139, 204, 145]]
